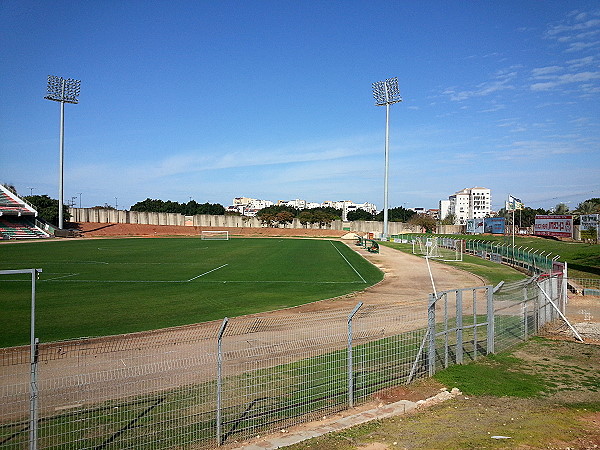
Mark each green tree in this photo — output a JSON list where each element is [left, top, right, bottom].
[[311, 210, 336, 228], [347, 209, 374, 221], [275, 211, 295, 227], [497, 206, 548, 228], [256, 205, 299, 218], [298, 211, 313, 228], [440, 213, 456, 225], [553, 203, 570, 215], [308, 206, 342, 220], [131, 198, 225, 215], [24, 195, 71, 227], [408, 214, 437, 233], [575, 199, 600, 215], [374, 206, 415, 222]]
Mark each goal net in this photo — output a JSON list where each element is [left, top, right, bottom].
[[412, 236, 463, 261], [201, 230, 229, 240]]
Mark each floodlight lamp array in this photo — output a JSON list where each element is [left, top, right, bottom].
[[372, 77, 402, 106], [45, 75, 81, 104]]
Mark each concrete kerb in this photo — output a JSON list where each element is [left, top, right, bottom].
[[231, 388, 462, 449]]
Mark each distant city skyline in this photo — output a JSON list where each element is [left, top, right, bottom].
[[2, 2, 599, 212]]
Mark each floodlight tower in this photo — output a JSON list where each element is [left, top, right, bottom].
[[372, 77, 402, 241], [45, 75, 81, 229]]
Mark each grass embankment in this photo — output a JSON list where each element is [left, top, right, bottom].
[[289, 337, 600, 449], [383, 233, 600, 282], [457, 234, 600, 279], [381, 241, 527, 286]]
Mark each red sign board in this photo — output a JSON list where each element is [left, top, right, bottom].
[[534, 215, 573, 238]]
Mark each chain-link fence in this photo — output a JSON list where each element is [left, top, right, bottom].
[[394, 235, 560, 276], [1, 273, 567, 449]]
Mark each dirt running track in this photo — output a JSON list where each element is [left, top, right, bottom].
[[1, 229, 485, 420]]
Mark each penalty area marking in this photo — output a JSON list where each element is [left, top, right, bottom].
[[187, 264, 228, 281], [44, 273, 80, 281], [38, 264, 229, 283], [329, 240, 367, 284]]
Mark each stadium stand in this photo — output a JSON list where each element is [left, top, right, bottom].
[[0, 184, 50, 239]]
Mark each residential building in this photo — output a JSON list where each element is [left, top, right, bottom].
[[447, 187, 491, 225], [230, 196, 378, 218], [439, 200, 451, 221]]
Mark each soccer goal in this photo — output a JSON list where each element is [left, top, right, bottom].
[[201, 230, 229, 240], [412, 236, 463, 261]]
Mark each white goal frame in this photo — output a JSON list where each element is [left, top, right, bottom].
[[412, 236, 463, 261], [201, 230, 229, 240]]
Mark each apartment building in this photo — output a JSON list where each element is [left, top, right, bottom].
[[446, 187, 491, 225], [230, 197, 377, 218]]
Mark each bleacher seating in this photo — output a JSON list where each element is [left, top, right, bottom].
[[0, 218, 48, 239], [0, 185, 49, 239], [0, 191, 35, 215]]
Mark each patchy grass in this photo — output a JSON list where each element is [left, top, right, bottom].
[[287, 338, 600, 450]]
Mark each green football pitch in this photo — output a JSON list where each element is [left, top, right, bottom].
[[0, 237, 383, 347]]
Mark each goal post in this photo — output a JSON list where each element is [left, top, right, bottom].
[[201, 230, 229, 240], [412, 236, 463, 261]]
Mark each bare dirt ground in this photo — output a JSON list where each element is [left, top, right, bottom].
[[74, 222, 348, 238]]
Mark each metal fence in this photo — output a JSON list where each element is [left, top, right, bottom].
[[0, 274, 565, 449]]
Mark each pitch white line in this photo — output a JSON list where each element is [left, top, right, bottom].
[[38, 279, 363, 284], [44, 273, 80, 281], [329, 240, 367, 283], [187, 264, 228, 281]]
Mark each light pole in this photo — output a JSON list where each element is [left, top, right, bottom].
[[372, 77, 402, 240], [27, 187, 35, 196], [44, 75, 81, 229], [77, 193, 82, 209]]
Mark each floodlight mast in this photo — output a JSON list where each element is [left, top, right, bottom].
[[372, 77, 402, 240], [44, 75, 81, 229]]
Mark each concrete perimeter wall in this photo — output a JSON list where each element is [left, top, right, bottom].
[[69, 208, 435, 235]]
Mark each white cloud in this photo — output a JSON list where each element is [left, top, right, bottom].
[[531, 66, 563, 78], [545, 10, 600, 53], [565, 41, 599, 52], [444, 72, 516, 101], [546, 18, 600, 37], [530, 71, 600, 91], [566, 56, 595, 67]]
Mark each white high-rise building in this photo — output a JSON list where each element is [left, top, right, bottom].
[[439, 200, 451, 221], [447, 187, 491, 225]]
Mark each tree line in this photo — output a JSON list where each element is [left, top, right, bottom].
[[130, 198, 225, 215], [496, 198, 600, 228], [8, 183, 599, 230]]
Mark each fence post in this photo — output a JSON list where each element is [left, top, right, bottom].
[[428, 293, 436, 376], [30, 338, 39, 450], [30, 268, 41, 450], [456, 290, 463, 364], [347, 302, 363, 408], [216, 317, 229, 446], [486, 287, 495, 355], [523, 304, 528, 340], [472, 289, 478, 359]]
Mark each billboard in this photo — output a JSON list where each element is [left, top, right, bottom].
[[580, 214, 599, 231], [534, 215, 573, 238], [484, 217, 506, 234], [466, 218, 484, 234]]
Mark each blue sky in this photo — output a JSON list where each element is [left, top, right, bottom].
[[1, 1, 599, 212]]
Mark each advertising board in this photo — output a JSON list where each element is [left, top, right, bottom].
[[466, 219, 484, 234], [484, 217, 506, 234], [534, 215, 573, 238], [580, 214, 599, 231]]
